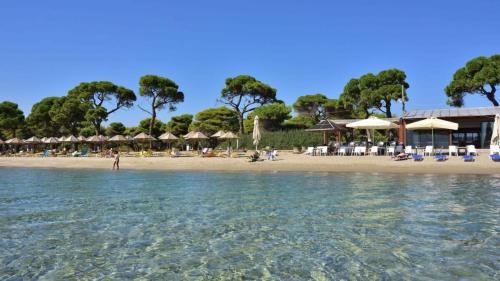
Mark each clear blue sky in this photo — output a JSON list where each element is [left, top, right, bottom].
[[1, 0, 499, 126]]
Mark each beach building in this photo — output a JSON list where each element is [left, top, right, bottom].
[[311, 106, 500, 149]]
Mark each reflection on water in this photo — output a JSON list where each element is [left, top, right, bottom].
[[0, 168, 498, 280]]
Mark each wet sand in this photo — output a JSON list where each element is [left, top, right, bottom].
[[0, 151, 499, 175]]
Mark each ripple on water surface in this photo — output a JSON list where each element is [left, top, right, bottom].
[[0, 168, 498, 280]]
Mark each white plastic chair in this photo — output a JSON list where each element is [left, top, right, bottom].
[[338, 147, 346, 156], [489, 145, 499, 155], [466, 145, 477, 156], [404, 146, 412, 154], [448, 145, 458, 156], [318, 146, 328, 156], [387, 147, 395, 156], [424, 146, 434, 156], [370, 146, 378, 156], [304, 147, 314, 155]]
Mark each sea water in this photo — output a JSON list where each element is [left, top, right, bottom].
[[0, 168, 498, 280]]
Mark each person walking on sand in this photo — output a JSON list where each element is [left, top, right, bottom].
[[112, 150, 120, 170]]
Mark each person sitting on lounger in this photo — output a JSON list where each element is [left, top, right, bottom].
[[392, 152, 409, 161]]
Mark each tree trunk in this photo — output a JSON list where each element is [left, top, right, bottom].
[[12, 129, 16, 138], [94, 123, 100, 136], [237, 112, 244, 134], [149, 109, 156, 149], [486, 90, 499, 106], [385, 100, 392, 118]]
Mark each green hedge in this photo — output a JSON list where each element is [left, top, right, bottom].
[[236, 130, 324, 150]]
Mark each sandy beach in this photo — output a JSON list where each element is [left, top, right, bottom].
[[0, 151, 499, 175]]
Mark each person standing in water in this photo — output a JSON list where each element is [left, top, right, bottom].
[[112, 150, 120, 170]]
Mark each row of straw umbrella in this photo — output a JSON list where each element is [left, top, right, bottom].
[[0, 115, 263, 151]]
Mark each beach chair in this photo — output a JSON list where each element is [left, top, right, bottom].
[[338, 147, 347, 156], [424, 146, 434, 156], [434, 154, 448, 161], [490, 154, 500, 162], [413, 154, 424, 161], [170, 150, 181, 157], [466, 145, 477, 156], [489, 145, 499, 155], [304, 147, 314, 155], [387, 146, 395, 156], [370, 146, 378, 156], [448, 145, 458, 156], [404, 145, 413, 155], [463, 155, 475, 162]]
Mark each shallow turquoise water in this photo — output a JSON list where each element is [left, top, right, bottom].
[[0, 168, 498, 280]]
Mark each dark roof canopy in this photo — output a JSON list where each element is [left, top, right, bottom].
[[405, 106, 500, 119], [305, 120, 345, 131]]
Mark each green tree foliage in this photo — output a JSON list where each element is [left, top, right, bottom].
[[26, 97, 61, 137], [0, 101, 25, 138], [165, 114, 193, 136], [124, 126, 143, 137], [445, 55, 500, 106], [283, 115, 318, 129], [340, 69, 409, 118], [138, 75, 184, 139], [244, 103, 292, 132], [138, 118, 166, 137], [105, 122, 126, 136], [68, 81, 136, 135], [49, 96, 88, 135], [219, 75, 277, 134], [292, 94, 328, 121], [189, 107, 239, 135]]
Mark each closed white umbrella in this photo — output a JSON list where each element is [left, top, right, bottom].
[[406, 117, 459, 147], [491, 114, 500, 146], [252, 116, 261, 150]]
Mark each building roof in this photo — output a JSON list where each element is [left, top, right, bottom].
[[404, 106, 500, 119]]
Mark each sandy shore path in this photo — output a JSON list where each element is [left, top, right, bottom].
[[1, 152, 499, 175]]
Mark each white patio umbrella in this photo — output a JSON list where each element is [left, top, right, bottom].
[[406, 117, 459, 147], [346, 116, 398, 142], [491, 114, 500, 146], [252, 116, 261, 150]]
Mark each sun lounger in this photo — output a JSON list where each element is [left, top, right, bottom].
[[463, 155, 475, 162], [434, 154, 448, 161], [413, 154, 424, 161], [490, 154, 500, 162], [466, 145, 477, 156], [490, 145, 499, 155]]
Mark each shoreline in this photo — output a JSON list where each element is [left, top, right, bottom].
[[1, 152, 499, 175]]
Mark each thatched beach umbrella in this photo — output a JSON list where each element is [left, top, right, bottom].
[[109, 135, 128, 142], [77, 135, 87, 142], [40, 137, 48, 143], [186, 131, 208, 151], [211, 130, 226, 138], [0, 139, 4, 144], [6, 138, 24, 145], [25, 136, 42, 144], [134, 132, 156, 142], [219, 132, 239, 156], [252, 116, 261, 150], [159, 132, 178, 149], [65, 135, 79, 143], [44, 137, 59, 144], [58, 136, 66, 142]]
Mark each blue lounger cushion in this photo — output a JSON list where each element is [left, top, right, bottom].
[[434, 154, 447, 161], [491, 154, 500, 161], [463, 155, 474, 162], [413, 154, 423, 161]]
